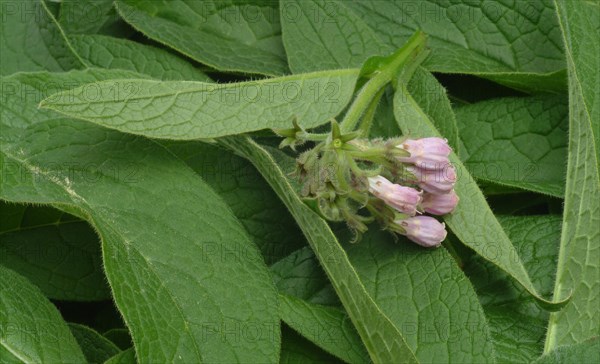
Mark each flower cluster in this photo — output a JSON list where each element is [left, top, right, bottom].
[[291, 124, 458, 247]]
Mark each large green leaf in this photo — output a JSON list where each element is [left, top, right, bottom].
[[345, 230, 495, 363], [0, 265, 86, 363], [68, 323, 121, 363], [280, 326, 342, 364], [69, 35, 211, 81], [0, 203, 110, 301], [40, 70, 359, 139], [393, 77, 566, 311], [220, 136, 418, 363], [0, 0, 83, 75], [545, 0, 600, 351], [465, 216, 562, 363], [344, 1, 565, 78], [115, 0, 288, 76], [455, 96, 568, 197], [279, 294, 368, 364], [1, 70, 280, 361]]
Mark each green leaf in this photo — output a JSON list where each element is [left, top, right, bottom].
[[465, 215, 562, 363], [40, 69, 359, 139], [58, 0, 124, 36], [455, 95, 568, 197], [1, 69, 151, 129], [281, 0, 387, 74], [0, 0, 83, 75], [545, 0, 600, 351], [69, 35, 211, 81], [164, 141, 305, 265], [535, 337, 600, 364], [68, 323, 120, 363], [1, 72, 280, 361], [393, 76, 567, 311], [279, 294, 368, 364], [220, 136, 418, 363], [0, 265, 86, 363], [104, 348, 136, 364], [0, 203, 110, 301], [280, 325, 342, 364], [344, 1, 565, 77], [114, 0, 288, 76], [270, 247, 338, 306], [345, 230, 495, 363]]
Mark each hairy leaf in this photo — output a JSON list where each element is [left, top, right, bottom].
[[69, 35, 211, 81], [68, 323, 120, 363], [545, 0, 600, 351], [115, 0, 288, 75], [0, 0, 83, 75], [41, 70, 358, 139], [0, 265, 85, 363]]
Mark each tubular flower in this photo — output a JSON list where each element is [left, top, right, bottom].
[[368, 175, 422, 216], [407, 164, 456, 194], [421, 190, 459, 215], [397, 137, 452, 170], [397, 216, 447, 247]]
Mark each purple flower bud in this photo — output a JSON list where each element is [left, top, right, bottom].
[[397, 216, 447, 247], [422, 190, 459, 215], [407, 164, 456, 194], [397, 137, 452, 170], [368, 176, 422, 216]]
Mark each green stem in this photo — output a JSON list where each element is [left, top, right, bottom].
[[357, 88, 385, 136], [340, 31, 426, 133]]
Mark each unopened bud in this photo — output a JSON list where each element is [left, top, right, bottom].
[[396, 216, 447, 247], [397, 137, 452, 170], [422, 190, 459, 215], [368, 175, 421, 216]]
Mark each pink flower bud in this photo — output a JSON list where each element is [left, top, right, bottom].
[[397, 216, 447, 247], [407, 164, 456, 195], [397, 137, 452, 170], [368, 176, 421, 216], [422, 190, 459, 215]]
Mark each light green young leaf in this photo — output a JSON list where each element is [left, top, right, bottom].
[[345, 230, 495, 363], [465, 216, 562, 363], [0, 203, 110, 301], [535, 337, 600, 364], [455, 96, 568, 197], [546, 0, 600, 351], [0, 0, 83, 75], [0, 265, 86, 363], [279, 294, 368, 364], [393, 79, 566, 311], [220, 136, 418, 363], [40, 70, 359, 140], [344, 1, 565, 77], [69, 35, 211, 81], [1, 79, 280, 363], [68, 323, 120, 363], [115, 0, 288, 76]]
